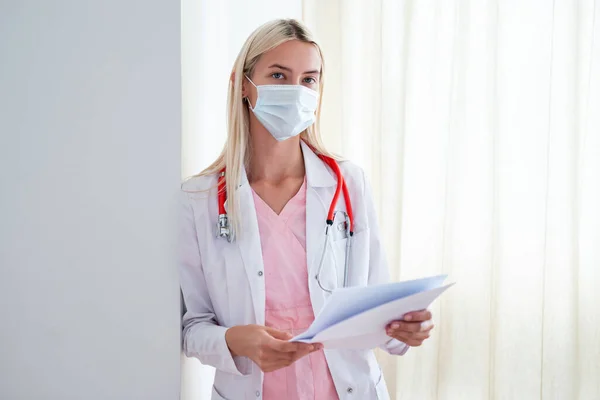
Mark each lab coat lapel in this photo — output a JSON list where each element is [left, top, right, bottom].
[[301, 141, 337, 315], [230, 169, 266, 325], [305, 185, 330, 315]]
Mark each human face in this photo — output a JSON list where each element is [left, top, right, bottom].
[[242, 39, 322, 108]]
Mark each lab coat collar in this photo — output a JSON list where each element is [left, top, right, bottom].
[[300, 140, 337, 188], [236, 140, 337, 189]]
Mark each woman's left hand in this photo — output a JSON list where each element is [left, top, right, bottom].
[[385, 309, 434, 347]]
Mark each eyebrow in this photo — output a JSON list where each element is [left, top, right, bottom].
[[268, 64, 321, 75]]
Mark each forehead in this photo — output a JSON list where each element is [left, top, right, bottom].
[[254, 40, 321, 72]]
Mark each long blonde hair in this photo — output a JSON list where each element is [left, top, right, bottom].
[[196, 18, 336, 241]]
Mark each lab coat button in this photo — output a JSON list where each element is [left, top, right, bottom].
[[347, 387, 353, 394], [258, 271, 263, 277], [255, 390, 260, 397]]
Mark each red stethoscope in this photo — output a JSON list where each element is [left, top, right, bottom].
[[216, 153, 354, 292]]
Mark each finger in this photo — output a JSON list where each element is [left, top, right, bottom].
[[412, 330, 432, 341], [291, 343, 322, 362], [264, 327, 293, 341], [259, 346, 322, 372], [389, 319, 435, 333], [389, 328, 431, 343], [260, 349, 295, 364], [260, 358, 293, 372], [268, 345, 320, 362], [387, 321, 422, 333], [268, 338, 313, 353], [387, 331, 427, 346], [421, 320, 435, 332], [399, 329, 432, 340], [403, 310, 432, 322], [387, 329, 411, 341], [268, 339, 300, 353]]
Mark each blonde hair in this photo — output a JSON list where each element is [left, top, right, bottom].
[[195, 18, 336, 241]]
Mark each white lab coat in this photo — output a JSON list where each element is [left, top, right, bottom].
[[179, 141, 408, 400]]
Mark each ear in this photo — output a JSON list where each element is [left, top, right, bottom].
[[232, 71, 249, 99], [241, 76, 249, 99]]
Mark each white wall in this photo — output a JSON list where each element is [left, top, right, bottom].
[[0, 1, 181, 399]]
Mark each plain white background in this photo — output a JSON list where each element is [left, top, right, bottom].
[[0, 1, 181, 399]]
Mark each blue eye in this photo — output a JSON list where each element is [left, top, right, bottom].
[[271, 72, 284, 79], [304, 77, 317, 84]]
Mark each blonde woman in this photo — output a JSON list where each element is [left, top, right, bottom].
[[179, 19, 434, 400]]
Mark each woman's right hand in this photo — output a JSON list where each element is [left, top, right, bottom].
[[225, 324, 322, 372]]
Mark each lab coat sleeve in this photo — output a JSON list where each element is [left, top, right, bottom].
[[179, 190, 249, 376], [362, 169, 410, 356]]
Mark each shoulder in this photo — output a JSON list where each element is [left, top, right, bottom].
[[181, 173, 218, 194], [180, 173, 219, 212], [337, 159, 366, 195], [335, 159, 375, 234]]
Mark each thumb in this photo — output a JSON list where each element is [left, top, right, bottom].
[[264, 327, 293, 340]]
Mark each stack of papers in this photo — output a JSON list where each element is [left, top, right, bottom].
[[291, 275, 454, 349]]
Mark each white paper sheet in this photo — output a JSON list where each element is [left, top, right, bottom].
[[291, 275, 454, 349]]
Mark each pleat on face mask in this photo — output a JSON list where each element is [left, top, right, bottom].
[[245, 76, 319, 141]]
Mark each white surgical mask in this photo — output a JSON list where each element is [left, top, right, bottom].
[[245, 76, 318, 141]]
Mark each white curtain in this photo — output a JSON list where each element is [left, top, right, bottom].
[[303, 0, 600, 399], [182, 0, 600, 399]]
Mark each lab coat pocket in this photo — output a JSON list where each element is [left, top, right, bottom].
[[201, 237, 248, 325], [333, 229, 370, 287], [332, 237, 349, 287], [369, 356, 389, 400], [328, 212, 349, 286], [211, 385, 229, 400], [375, 374, 390, 400]]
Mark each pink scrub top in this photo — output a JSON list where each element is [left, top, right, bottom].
[[252, 179, 339, 400]]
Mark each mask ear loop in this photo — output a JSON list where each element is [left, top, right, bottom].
[[244, 75, 257, 87], [243, 75, 258, 110]]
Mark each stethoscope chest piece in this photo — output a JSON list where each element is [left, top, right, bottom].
[[315, 210, 353, 293], [217, 214, 231, 242]]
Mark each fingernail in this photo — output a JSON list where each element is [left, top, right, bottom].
[[391, 323, 400, 329], [404, 315, 412, 321]]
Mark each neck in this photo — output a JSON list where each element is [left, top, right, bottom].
[[247, 119, 305, 184]]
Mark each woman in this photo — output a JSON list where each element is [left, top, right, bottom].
[[179, 19, 434, 400]]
